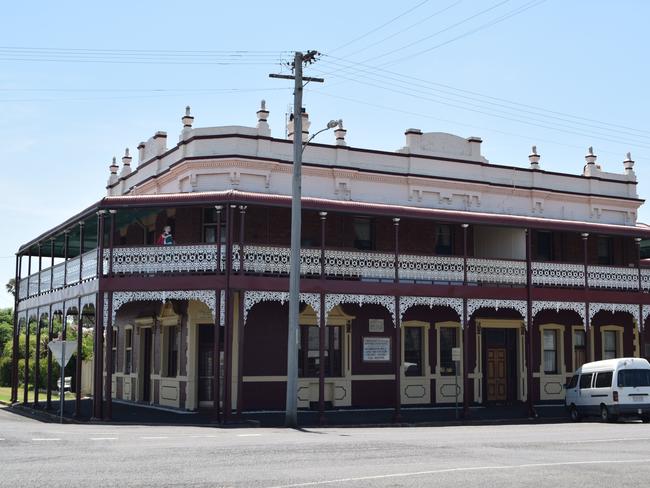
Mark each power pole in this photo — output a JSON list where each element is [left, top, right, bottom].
[[270, 51, 323, 427]]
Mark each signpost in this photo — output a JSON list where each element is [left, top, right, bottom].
[[452, 347, 461, 420], [47, 340, 77, 423]]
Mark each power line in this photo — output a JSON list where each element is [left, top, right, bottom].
[[335, 1, 463, 59], [317, 56, 650, 138], [328, 0, 432, 54]]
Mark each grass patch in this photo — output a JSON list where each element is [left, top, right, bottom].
[[0, 386, 75, 404]]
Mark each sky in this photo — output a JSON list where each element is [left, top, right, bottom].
[[1, 0, 649, 308]]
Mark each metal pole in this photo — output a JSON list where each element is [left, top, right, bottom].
[[236, 205, 246, 417], [318, 211, 327, 426], [213, 206, 223, 423], [10, 254, 20, 403], [636, 238, 644, 358], [582, 233, 590, 361], [60, 341, 65, 423], [46, 306, 53, 410], [393, 217, 402, 424], [285, 51, 304, 428], [525, 228, 535, 417]]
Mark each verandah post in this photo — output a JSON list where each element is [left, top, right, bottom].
[[318, 211, 327, 426], [212, 205, 223, 423], [525, 228, 535, 418], [393, 217, 401, 423], [236, 205, 246, 418], [461, 223, 469, 418]]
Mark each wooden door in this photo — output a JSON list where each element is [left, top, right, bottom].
[[487, 347, 507, 402]]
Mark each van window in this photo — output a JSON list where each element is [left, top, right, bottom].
[[594, 371, 613, 388], [567, 375, 578, 389], [617, 369, 650, 387], [579, 373, 593, 389]]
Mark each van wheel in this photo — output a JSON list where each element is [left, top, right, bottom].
[[600, 405, 616, 423], [569, 406, 580, 422]]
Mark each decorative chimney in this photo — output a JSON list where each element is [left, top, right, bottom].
[[108, 156, 119, 185], [623, 152, 635, 176], [584, 146, 597, 176], [256, 99, 271, 136], [120, 148, 132, 177], [334, 119, 347, 146], [137, 141, 146, 163], [287, 107, 311, 142], [152, 131, 168, 155], [466, 136, 483, 159], [182, 106, 194, 129], [528, 145, 540, 169], [404, 128, 423, 150]]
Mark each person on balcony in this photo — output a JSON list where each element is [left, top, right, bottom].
[[156, 226, 174, 246]]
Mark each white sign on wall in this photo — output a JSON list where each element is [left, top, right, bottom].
[[368, 319, 384, 333], [451, 347, 461, 362], [363, 337, 391, 362]]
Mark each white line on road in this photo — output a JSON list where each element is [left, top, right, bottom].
[[237, 434, 261, 437], [89, 437, 118, 441], [561, 436, 650, 444], [265, 458, 650, 488], [139, 436, 168, 440], [32, 438, 61, 442]]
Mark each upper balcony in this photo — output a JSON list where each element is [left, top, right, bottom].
[[17, 243, 650, 301]]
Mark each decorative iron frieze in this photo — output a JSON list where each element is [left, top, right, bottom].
[[587, 265, 640, 291], [531, 262, 584, 287], [108, 245, 220, 274], [466, 258, 527, 285], [531, 301, 585, 323], [111, 290, 216, 323], [399, 296, 463, 323], [467, 299, 528, 325], [242, 290, 320, 323], [588, 302, 640, 330], [325, 294, 396, 325]]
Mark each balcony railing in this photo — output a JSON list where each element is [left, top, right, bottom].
[[17, 244, 650, 300]]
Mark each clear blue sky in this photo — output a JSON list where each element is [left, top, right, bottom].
[[1, 0, 649, 308]]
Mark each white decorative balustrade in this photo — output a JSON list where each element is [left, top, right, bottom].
[[532, 262, 585, 287], [466, 258, 527, 285], [81, 250, 98, 281], [399, 254, 465, 282], [108, 244, 222, 274], [587, 265, 640, 290], [232, 244, 321, 275], [51, 262, 65, 289], [642, 269, 650, 291], [324, 249, 394, 279]]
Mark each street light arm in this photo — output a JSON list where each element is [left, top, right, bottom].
[[301, 120, 340, 154]]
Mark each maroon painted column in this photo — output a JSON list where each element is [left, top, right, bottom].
[[635, 237, 644, 358], [236, 205, 246, 418], [34, 312, 42, 408], [461, 223, 470, 418], [223, 204, 234, 421], [75, 222, 85, 417], [92, 210, 106, 420], [45, 306, 53, 410], [212, 205, 223, 423], [104, 292, 113, 420], [37, 243, 42, 295], [23, 311, 30, 405], [10, 254, 21, 403], [392, 217, 402, 423], [582, 233, 590, 362], [525, 229, 536, 417], [318, 211, 327, 426]]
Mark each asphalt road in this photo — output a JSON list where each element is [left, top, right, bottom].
[[1, 406, 650, 487]]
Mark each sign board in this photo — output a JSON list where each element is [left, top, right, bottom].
[[48, 340, 77, 367], [368, 319, 385, 333], [363, 337, 391, 362], [451, 347, 461, 362]]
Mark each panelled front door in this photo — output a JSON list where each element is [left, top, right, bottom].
[[487, 347, 507, 402]]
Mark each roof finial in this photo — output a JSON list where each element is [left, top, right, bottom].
[[529, 145, 540, 169], [257, 99, 271, 136], [120, 147, 132, 177], [182, 105, 194, 129], [334, 119, 347, 146], [623, 151, 635, 176]]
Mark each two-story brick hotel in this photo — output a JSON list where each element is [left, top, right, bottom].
[[10, 102, 650, 423]]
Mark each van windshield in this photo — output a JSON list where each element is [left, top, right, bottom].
[[617, 369, 650, 388]]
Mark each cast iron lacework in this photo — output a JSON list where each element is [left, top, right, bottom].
[[588, 302, 640, 331], [232, 244, 321, 275], [325, 294, 396, 325], [399, 296, 463, 323], [641, 305, 649, 331], [466, 258, 527, 285], [467, 299, 528, 325], [587, 265, 640, 290], [80, 294, 96, 312], [108, 245, 221, 274], [531, 301, 586, 323], [399, 255, 464, 282], [641, 269, 650, 291], [324, 249, 394, 279], [242, 291, 320, 323], [81, 250, 98, 281], [111, 290, 216, 323], [531, 262, 584, 287]]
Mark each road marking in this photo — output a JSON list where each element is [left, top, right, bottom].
[[189, 435, 220, 438], [237, 434, 261, 437], [265, 458, 650, 488], [90, 437, 117, 441], [140, 436, 168, 440], [32, 438, 61, 442], [561, 437, 650, 444], [0, 438, 5, 441]]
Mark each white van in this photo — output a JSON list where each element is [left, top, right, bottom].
[[565, 357, 650, 422]]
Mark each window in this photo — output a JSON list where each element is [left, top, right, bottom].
[[543, 330, 558, 374], [579, 372, 593, 389], [567, 374, 579, 389], [298, 326, 342, 378], [203, 208, 226, 244], [573, 330, 586, 370], [404, 327, 423, 377], [603, 330, 617, 360], [434, 225, 453, 255], [597, 236, 613, 265], [165, 326, 178, 377], [111, 329, 117, 374], [536, 231, 553, 261], [439, 327, 458, 376], [353, 217, 373, 250], [594, 371, 613, 388], [617, 369, 650, 387], [124, 329, 133, 375]]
